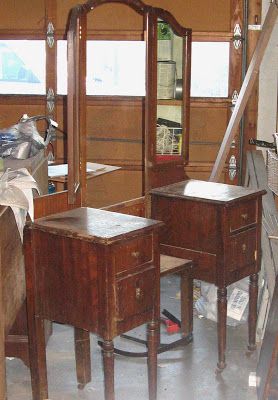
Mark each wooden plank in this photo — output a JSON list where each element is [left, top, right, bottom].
[[252, 151, 278, 214], [0, 259, 5, 400], [0, 206, 26, 399], [243, 0, 262, 174], [209, 2, 278, 182], [257, 276, 278, 400], [256, 270, 270, 342], [261, 229, 276, 298], [246, 151, 277, 292], [245, 151, 278, 339]]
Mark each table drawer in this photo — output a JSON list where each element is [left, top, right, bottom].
[[228, 199, 257, 232], [113, 234, 153, 274], [226, 228, 257, 272], [116, 267, 156, 322]]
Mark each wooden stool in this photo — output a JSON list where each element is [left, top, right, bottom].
[[58, 254, 194, 388], [160, 254, 193, 338], [114, 254, 194, 357]]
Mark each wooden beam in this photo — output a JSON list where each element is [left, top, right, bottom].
[[209, 2, 278, 182], [257, 275, 278, 400]]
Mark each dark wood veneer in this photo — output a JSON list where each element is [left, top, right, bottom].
[[150, 179, 266, 370], [24, 207, 163, 400]]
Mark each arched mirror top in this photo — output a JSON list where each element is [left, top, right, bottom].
[[68, 0, 191, 38]]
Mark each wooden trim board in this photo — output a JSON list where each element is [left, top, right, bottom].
[[209, 2, 278, 182]]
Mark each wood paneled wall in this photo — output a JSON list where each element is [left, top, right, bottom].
[[0, 0, 45, 35], [54, 0, 231, 34]]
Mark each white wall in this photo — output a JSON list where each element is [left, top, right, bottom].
[[257, 0, 278, 144]]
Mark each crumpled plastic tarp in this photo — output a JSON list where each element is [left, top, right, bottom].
[[0, 168, 40, 241], [0, 115, 53, 160]]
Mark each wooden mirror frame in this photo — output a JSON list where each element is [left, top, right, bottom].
[[67, 0, 192, 204]]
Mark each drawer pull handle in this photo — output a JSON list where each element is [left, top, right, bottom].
[[242, 244, 247, 253], [135, 287, 142, 300], [241, 213, 248, 221], [132, 251, 140, 259]]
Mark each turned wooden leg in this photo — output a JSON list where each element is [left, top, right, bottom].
[[217, 287, 227, 371], [248, 273, 258, 351], [102, 340, 115, 400], [180, 268, 193, 337], [28, 316, 48, 400], [74, 328, 91, 389], [147, 320, 159, 400]]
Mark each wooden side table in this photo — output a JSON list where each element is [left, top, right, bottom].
[[24, 207, 164, 400], [150, 179, 266, 370]]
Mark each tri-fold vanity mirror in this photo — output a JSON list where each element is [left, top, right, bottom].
[[66, 0, 192, 204]]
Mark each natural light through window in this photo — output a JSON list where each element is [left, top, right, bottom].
[[57, 40, 146, 96], [191, 42, 230, 98], [0, 40, 230, 98], [0, 40, 46, 95]]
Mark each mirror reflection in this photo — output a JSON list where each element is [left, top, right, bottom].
[[156, 19, 183, 162]]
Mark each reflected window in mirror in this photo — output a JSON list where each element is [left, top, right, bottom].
[[57, 40, 146, 96]]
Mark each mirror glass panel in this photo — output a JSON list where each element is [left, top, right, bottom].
[[156, 20, 184, 163], [57, 40, 146, 96]]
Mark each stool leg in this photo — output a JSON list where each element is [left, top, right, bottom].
[[217, 287, 227, 371], [180, 269, 193, 337], [248, 273, 258, 351], [74, 328, 91, 389], [102, 340, 115, 400], [28, 315, 48, 400], [147, 320, 159, 400]]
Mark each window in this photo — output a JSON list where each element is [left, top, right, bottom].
[[0, 40, 229, 98], [191, 42, 230, 98], [57, 40, 146, 96], [0, 40, 46, 95]]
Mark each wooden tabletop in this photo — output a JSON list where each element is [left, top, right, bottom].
[[150, 179, 266, 204], [29, 207, 164, 244]]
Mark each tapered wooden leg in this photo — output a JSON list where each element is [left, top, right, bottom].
[[217, 287, 227, 371], [147, 320, 159, 400], [74, 328, 91, 389], [248, 273, 258, 351], [180, 267, 193, 337], [28, 315, 48, 400], [102, 340, 114, 400]]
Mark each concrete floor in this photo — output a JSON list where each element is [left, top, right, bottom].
[[6, 276, 259, 400]]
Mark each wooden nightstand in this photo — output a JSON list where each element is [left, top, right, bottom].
[[24, 207, 164, 400], [150, 179, 266, 370]]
